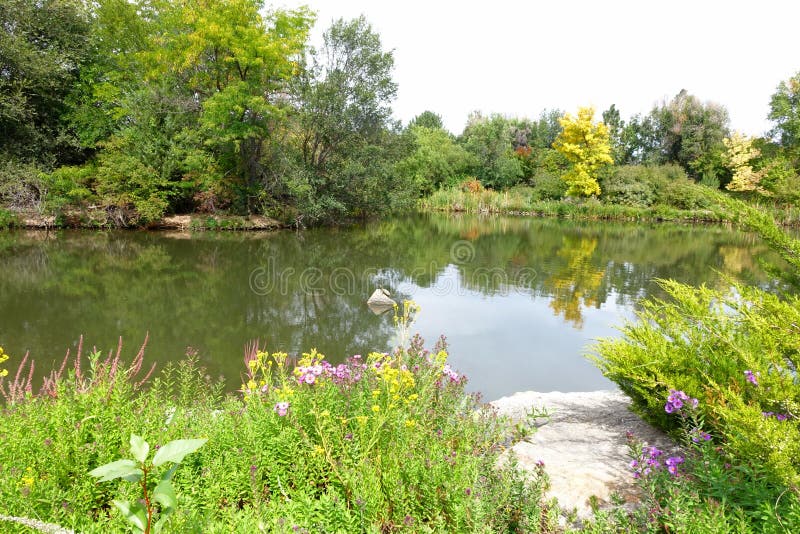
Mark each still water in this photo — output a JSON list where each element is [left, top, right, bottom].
[[0, 214, 780, 400]]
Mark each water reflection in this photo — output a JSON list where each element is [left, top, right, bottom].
[[0, 215, 781, 399]]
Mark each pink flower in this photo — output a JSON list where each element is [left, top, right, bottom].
[[274, 401, 290, 416]]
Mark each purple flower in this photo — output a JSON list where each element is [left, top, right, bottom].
[[776, 414, 789, 421], [665, 389, 698, 414], [690, 428, 712, 443], [744, 370, 759, 386], [665, 456, 684, 477], [442, 364, 459, 382], [274, 401, 290, 416]]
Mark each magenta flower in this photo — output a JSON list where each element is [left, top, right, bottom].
[[274, 401, 290, 416], [665, 389, 697, 414], [744, 370, 759, 386]]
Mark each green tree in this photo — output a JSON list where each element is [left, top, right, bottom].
[[552, 107, 613, 197], [768, 71, 800, 163], [650, 90, 730, 183], [0, 0, 92, 164], [293, 16, 407, 221], [408, 111, 444, 130], [459, 113, 523, 189], [153, 0, 313, 210], [396, 126, 475, 195]]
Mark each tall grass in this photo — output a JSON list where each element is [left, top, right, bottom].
[[0, 328, 554, 532]]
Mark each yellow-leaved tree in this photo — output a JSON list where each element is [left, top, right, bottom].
[[723, 132, 766, 193], [552, 107, 613, 196]]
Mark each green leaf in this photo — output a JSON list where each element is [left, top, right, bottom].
[[153, 512, 171, 534], [160, 463, 179, 482], [89, 459, 143, 482], [130, 434, 150, 463], [113, 499, 147, 532], [152, 479, 177, 510], [152, 438, 207, 466]]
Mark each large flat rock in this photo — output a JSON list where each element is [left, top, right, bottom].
[[492, 390, 678, 520]]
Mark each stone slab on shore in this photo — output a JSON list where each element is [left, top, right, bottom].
[[492, 390, 678, 520]]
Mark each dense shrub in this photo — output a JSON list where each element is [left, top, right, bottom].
[[528, 171, 567, 201], [600, 166, 657, 207], [592, 279, 800, 487]]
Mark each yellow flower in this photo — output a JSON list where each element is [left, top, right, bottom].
[[372, 389, 381, 397], [371, 405, 381, 413], [404, 419, 417, 429], [20, 467, 34, 488], [339, 417, 348, 425], [247, 379, 257, 391], [407, 394, 418, 402], [320, 410, 330, 417], [313, 445, 325, 455], [356, 415, 368, 425]]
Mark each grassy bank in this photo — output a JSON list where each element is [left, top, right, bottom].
[[0, 326, 553, 533], [420, 186, 800, 226]]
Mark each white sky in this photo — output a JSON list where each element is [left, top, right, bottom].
[[277, 0, 800, 136]]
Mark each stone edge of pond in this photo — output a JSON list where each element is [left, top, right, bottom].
[[491, 389, 678, 523]]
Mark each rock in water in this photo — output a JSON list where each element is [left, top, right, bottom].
[[367, 288, 395, 314]]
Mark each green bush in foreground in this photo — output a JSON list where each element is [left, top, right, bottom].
[[0, 329, 552, 532], [592, 279, 800, 488]]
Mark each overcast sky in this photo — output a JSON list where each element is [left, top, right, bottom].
[[277, 0, 799, 136]]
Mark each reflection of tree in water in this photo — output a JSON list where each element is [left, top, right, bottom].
[[0, 216, 784, 389], [543, 236, 605, 328]]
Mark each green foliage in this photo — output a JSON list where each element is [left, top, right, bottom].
[[528, 171, 568, 201], [593, 278, 800, 488], [90, 434, 206, 534], [293, 16, 406, 222], [648, 90, 731, 182], [459, 113, 524, 189], [396, 125, 476, 195], [0, 0, 92, 165], [0, 328, 551, 532], [408, 110, 444, 130], [768, 71, 800, 161], [600, 166, 657, 207]]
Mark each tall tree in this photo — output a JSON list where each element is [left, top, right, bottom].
[[408, 111, 444, 130], [293, 16, 409, 220], [0, 0, 91, 164], [552, 107, 613, 197], [459, 112, 523, 189], [153, 0, 313, 209], [769, 71, 800, 162], [650, 90, 730, 182]]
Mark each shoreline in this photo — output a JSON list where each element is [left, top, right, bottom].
[[491, 389, 676, 521]]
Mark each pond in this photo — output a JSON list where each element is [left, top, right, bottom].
[[0, 214, 781, 400]]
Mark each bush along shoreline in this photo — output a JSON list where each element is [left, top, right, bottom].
[[0, 308, 555, 533], [420, 170, 800, 227], [583, 197, 800, 532]]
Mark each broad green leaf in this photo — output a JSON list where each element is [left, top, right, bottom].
[[113, 499, 147, 532], [153, 479, 177, 510], [129, 434, 150, 463], [160, 463, 179, 482], [89, 459, 143, 482], [152, 438, 207, 466]]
